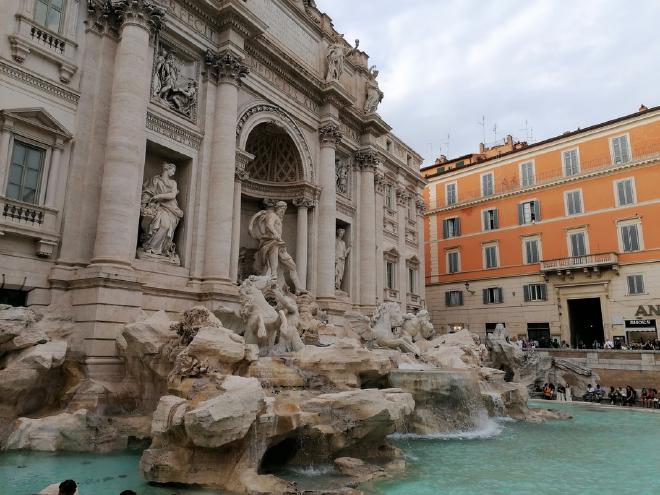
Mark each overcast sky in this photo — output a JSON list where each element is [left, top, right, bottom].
[[315, 0, 660, 165]]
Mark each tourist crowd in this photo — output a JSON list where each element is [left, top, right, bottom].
[[510, 336, 660, 350], [537, 382, 659, 408]]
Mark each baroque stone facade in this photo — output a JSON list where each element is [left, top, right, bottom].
[[0, 0, 425, 375]]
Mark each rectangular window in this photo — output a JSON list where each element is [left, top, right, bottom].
[[615, 178, 636, 206], [447, 251, 460, 274], [483, 244, 499, 269], [518, 200, 541, 224], [523, 283, 548, 302], [627, 275, 645, 295], [620, 223, 641, 252], [408, 268, 417, 294], [386, 261, 396, 289], [34, 0, 66, 33], [446, 182, 457, 205], [611, 135, 631, 164], [483, 208, 499, 231], [7, 141, 46, 204], [569, 231, 588, 257], [520, 161, 535, 187], [407, 198, 415, 220], [565, 190, 583, 216], [445, 290, 464, 307], [442, 217, 461, 239], [524, 238, 541, 264], [483, 287, 503, 304], [481, 172, 494, 197], [563, 149, 580, 176]]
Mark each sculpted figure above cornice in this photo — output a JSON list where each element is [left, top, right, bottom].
[[87, 0, 164, 35]]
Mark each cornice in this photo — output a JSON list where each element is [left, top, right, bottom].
[[425, 155, 660, 216], [0, 59, 79, 106]]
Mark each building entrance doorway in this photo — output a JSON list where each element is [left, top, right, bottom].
[[568, 298, 604, 348]]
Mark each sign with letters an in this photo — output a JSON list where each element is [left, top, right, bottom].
[[634, 305, 660, 317]]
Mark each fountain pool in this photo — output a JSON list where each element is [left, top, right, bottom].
[[2, 402, 659, 495]]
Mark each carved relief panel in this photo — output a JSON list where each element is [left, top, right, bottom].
[[151, 39, 200, 122]]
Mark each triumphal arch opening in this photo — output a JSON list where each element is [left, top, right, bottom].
[[0, 0, 426, 376]]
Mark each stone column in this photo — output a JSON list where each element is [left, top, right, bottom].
[[203, 51, 249, 284], [416, 195, 427, 305], [293, 198, 314, 290], [396, 186, 408, 309], [45, 139, 64, 207], [229, 150, 253, 283], [317, 123, 341, 300], [0, 120, 12, 192], [91, 1, 164, 267], [355, 150, 379, 308]]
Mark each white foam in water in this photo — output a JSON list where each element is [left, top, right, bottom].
[[389, 416, 505, 441], [289, 464, 335, 476]]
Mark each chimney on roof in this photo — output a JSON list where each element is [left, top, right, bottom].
[[505, 134, 513, 146], [639, 104, 648, 112], [435, 155, 447, 164], [479, 143, 486, 153]]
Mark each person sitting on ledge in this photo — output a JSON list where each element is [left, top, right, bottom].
[[593, 384, 605, 403], [623, 385, 637, 407], [608, 386, 619, 405], [543, 383, 554, 400]]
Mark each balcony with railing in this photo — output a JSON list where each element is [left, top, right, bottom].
[[0, 196, 60, 257], [540, 253, 619, 276]]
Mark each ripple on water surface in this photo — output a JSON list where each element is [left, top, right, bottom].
[[374, 402, 660, 495]]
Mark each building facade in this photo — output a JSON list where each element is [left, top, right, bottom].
[[424, 106, 660, 347], [0, 0, 425, 376]]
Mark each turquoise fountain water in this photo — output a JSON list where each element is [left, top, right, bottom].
[[2, 402, 659, 495]]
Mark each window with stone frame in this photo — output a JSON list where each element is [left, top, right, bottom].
[[446, 250, 460, 274], [385, 261, 396, 290], [481, 172, 494, 197], [611, 135, 631, 164], [442, 217, 461, 239], [34, 0, 66, 33], [483, 208, 499, 231], [446, 182, 457, 205], [523, 237, 541, 264], [518, 200, 541, 224], [523, 283, 548, 302], [568, 230, 588, 257], [6, 141, 46, 204], [564, 189, 584, 216], [483, 287, 503, 304], [385, 184, 394, 210], [614, 178, 636, 207], [483, 243, 499, 269], [618, 220, 642, 253], [562, 149, 580, 176], [520, 161, 535, 187]]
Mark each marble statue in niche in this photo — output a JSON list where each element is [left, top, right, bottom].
[[335, 228, 351, 291], [335, 158, 348, 195], [364, 66, 384, 114], [138, 162, 183, 265], [325, 38, 359, 83], [152, 46, 198, 119], [248, 201, 304, 294]]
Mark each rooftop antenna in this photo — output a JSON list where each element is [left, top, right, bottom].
[[477, 116, 486, 145], [442, 133, 451, 158], [492, 123, 498, 142], [519, 120, 534, 141]]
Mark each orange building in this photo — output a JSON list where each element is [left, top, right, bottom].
[[423, 106, 660, 347]]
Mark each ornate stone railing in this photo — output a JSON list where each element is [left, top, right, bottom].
[[540, 253, 618, 273], [384, 288, 399, 301], [2, 199, 44, 224], [407, 292, 421, 306], [0, 197, 60, 257]]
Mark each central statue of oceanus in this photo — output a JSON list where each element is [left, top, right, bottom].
[[248, 201, 304, 294]]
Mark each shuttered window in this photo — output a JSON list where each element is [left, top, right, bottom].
[[518, 200, 541, 224], [442, 217, 461, 239], [627, 275, 644, 295], [563, 149, 580, 176], [447, 251, 460, 274], [523, 283, 548, 302], [481, 173, 494, 197], [483, 209, 499, 231], [445, 290, 464, 306], [524, 238, 540, 264], [615, 179, 635, 206], [565, 190, 583, 216], [612, 135, 631, 164], [620, 223, 641, 252], [569, 232, 587, 257], [520, 161, 535, 187], [483, 287, 503, 304], [484, 244, 498, 269], [446, 183, 457, 205]]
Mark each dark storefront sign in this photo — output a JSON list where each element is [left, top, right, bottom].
[[625, 319, 657, 329]]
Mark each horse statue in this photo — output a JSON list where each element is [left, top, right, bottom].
[[370, 302, 421, 356], [401, 309, 435, 342]]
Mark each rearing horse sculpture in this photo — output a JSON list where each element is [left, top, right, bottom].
[[370, 302, 421, 356]]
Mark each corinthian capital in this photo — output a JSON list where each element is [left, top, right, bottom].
[[112, 0, 165, 34], [319, 123, 342, 148], [354, 149, 381, 172], [206, 50, 249, 85]]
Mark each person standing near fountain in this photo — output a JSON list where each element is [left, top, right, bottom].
[[39, 479, 78, 495]]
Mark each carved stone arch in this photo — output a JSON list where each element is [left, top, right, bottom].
[[236, 103, 314, 182]]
